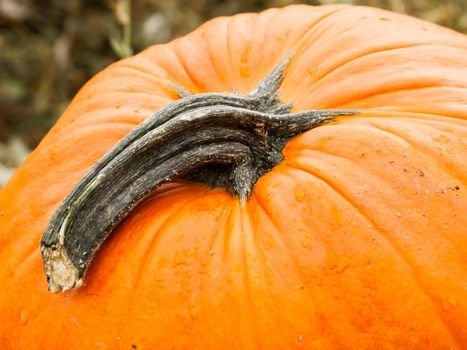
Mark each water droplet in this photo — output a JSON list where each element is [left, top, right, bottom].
[[240, 43, 251, 64], [230, 263, 242, 274], [172, 252, 190, 267], [335, 262, 350, 273], [239, 44, 252, 78], [304, 231, 313, 240], [189, 305, 200, 320], [307, 68, 317, 78], [294, 187, 306, 202], [240, 66, 250, 78], [297, 335, 304, 343], [442, 299, 449, 312], [396, 212, 401, 217], [209, 250, 214, 256], [0, 211, 4, 216], [68, 316, 81, 326], [448, 295, 459, 309], [20, 310, 29, 325]]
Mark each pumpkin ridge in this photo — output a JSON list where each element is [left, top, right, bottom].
[[127, 192, 207, 295], [288, 5, 351, 58], [120, 190, 220, 342], [253, 168, 372, 348], [136, 51, 193, 92], [220, 198, 234, 265], [94, 89, 177, 98], [170, 45, 205, 92], [243, 14, 268, 89], [156, 44, 198, 92], [112, 63, 179, 88], [93, 85, 179, 100], [348, 110, 467, 123], [238, 204, 262, 349], [12, 246, 41, 283], [285, 147, 441, 220], [328, 80, 467, 110], [303, 43, 464, 93], [283, 162, 463, 348], [251, 191, 304, 284], [248, 191, 336, 348], [313, 78, 465, 113], [76, 121, 141, 131], [203, 199, 234, 287], [225, 17, 237, 91], [361, 123, 412, 147], [369, 123, 467, 186], [145, 45, 199, 94], [65, 95, 171, 126], [199, 28, 228, 91], [206, 200, 234, 261], [288, 44, 467, 110], [77, 112, 148, 128], [391, 115, 467, 130], [209, 201, 261, 348], [338, 87, 467, 118], [243, 198, 273, 269], [1, 216, 49, 276], [286, 144, 466, 255], [287, 149, 406, 195], [201, 17, 234, 91]]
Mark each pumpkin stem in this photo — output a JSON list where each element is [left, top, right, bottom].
[[40, 57, 358, 292]]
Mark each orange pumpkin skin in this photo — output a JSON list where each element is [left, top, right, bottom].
[[1, 4, 467, 349]]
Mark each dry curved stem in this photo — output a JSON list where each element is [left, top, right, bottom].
[[40, 57, 359, 292]]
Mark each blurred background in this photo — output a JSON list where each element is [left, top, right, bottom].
[[1, 0, 466, 185]]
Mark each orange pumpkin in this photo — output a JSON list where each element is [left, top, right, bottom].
[[1, 4, 467, 349]]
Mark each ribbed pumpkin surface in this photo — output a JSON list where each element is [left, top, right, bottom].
[[0, 5, 466, 349]]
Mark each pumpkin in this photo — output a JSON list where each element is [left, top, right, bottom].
[[1, 4, 466, 349]]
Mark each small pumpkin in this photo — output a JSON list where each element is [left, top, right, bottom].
[[1, 4, 467, 349]]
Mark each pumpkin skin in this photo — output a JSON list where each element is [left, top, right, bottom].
[[1, 4, 467, 349]]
